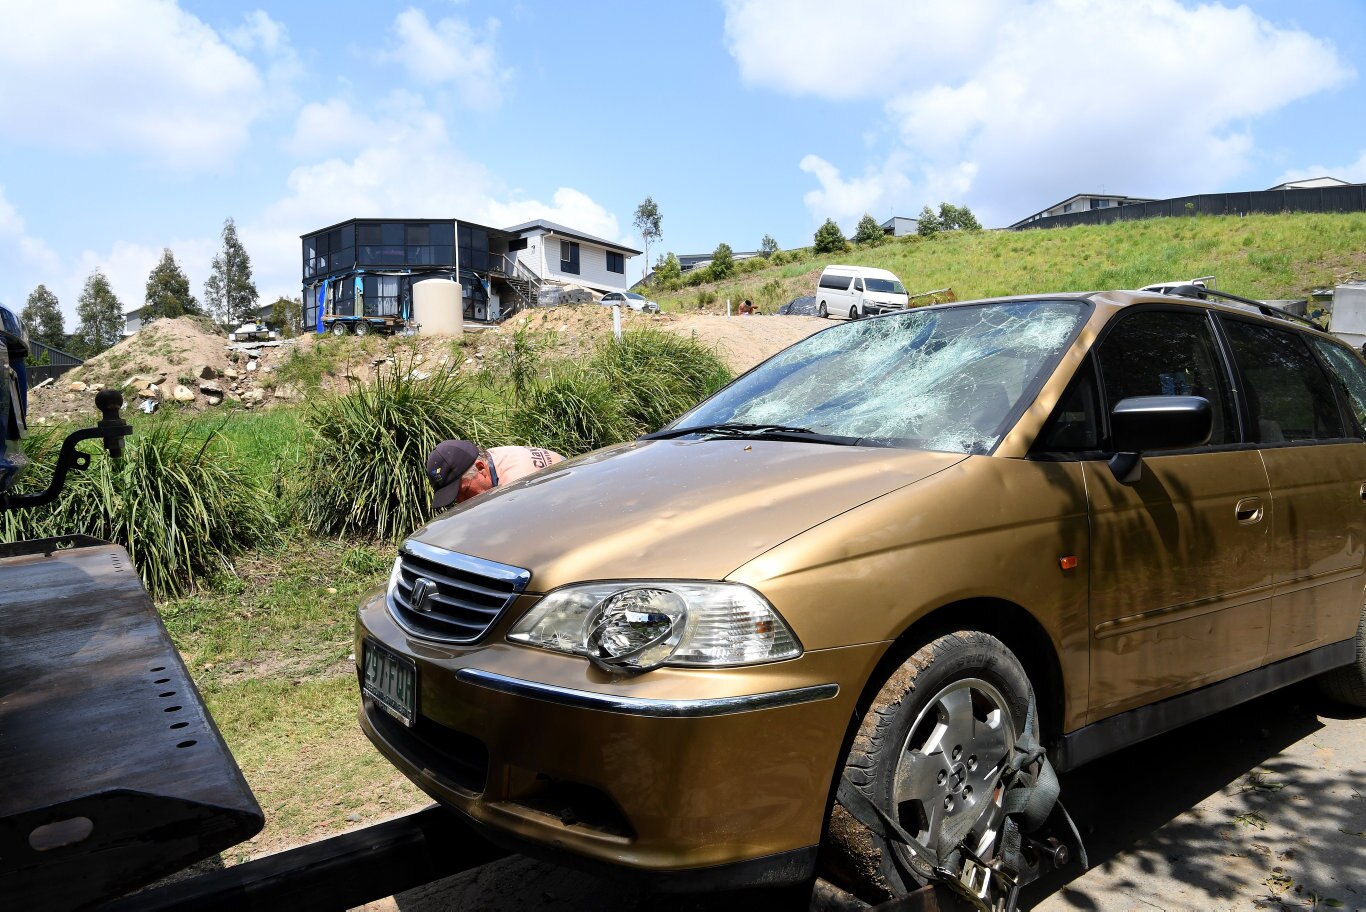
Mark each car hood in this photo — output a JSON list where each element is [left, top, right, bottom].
[[408, 439, 965, 590]]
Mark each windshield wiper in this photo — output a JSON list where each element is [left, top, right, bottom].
[[641, 422, 863, 445]]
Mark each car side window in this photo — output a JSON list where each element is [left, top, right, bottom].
[[1222, 320, 1347, 443], [1035, 357, 1102, 454], [1095, 309, 1237, 447], [854, 278, 864, 292], [1310, 338, 1366, 436]]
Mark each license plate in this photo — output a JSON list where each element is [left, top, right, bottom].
[[362, 640, 416, 726]]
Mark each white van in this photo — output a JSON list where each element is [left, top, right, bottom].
[[816, 266, 909, 319]]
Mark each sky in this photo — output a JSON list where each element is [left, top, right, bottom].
[[2, 0, 1365, 326]]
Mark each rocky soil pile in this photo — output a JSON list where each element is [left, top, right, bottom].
[[27, 306, 828, 425]]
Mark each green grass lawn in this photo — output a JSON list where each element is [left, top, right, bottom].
[[654, 212, 1366, 314]]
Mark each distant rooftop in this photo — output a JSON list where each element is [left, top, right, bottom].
[[504, 219, 641, 255]]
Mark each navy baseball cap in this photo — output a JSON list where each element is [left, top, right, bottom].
[[426, 439, 479, 510]]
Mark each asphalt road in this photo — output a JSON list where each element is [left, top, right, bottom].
[[358, 683, 1365, 912]]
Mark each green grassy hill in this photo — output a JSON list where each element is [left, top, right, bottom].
[[654, 212, 1366, 313]]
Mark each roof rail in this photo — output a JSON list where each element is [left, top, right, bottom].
[[1165, 284, 1323, 331]]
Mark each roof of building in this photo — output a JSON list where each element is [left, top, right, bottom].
[[1265, 176, 1351, 190], [504, 219, 642, 256], [1009, 192, 1157, 229], [881, 216, 919, 227]]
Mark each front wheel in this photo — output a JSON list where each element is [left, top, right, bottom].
[[849, 305, 860, 320], [1318, 605, 1366, 707], [819, 301, 828, 319], [825, 630, 1034, 902], [354, 321, 371, 337]]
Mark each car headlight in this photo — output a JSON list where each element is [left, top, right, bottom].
[[507, 582, 801, 673]]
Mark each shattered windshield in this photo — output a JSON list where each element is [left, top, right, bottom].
[[675, 299, 1087, 454]]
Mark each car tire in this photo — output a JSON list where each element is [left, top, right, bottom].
[[354, 321, 370, 337], [824, 630, 1034, 902], [330, 322, 348, 337], [819, 302, 828, 319], [850, 306, 860, 321], [1317, 604, 1366, 707]]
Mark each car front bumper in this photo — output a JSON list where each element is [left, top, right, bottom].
[[355, 589, 884, 887]]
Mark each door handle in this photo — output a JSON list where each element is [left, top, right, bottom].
[[1235, 496, 1264, 525]]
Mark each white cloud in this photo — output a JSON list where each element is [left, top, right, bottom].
[[385, 8, 507, 110], [226, 9, 303, 111], [486, 189, 621, 246], [799, 155, 913, 228], [723, 0, 1006, 100], [726, 0, 1354, 226], [1274, 151, 1366, 186], [0, 1, 284, 170]]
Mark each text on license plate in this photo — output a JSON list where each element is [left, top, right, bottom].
[[363, 640, 415, 726]]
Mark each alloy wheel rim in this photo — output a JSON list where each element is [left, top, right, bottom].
[[891, 677, 1016, 867]]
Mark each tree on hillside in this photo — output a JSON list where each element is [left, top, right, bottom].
[[760, 234, 780, 258], [653, 251, 682, 286], [853, 213, 885, 246], [936, 202, 982, 231], [955, 206, 982, 231], [813, 218, 847, 254], [269, 295, 303, 337], [74, 269, 123, 356], [204, 217, 259, 325], [633, 198, 663, 280], [916, 205, 942, 238], [144, 248, 199, 320], [709, 242, 735, 279], [21, 285, 65, 349]]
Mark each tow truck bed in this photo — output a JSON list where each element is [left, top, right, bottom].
[[0, 536, 263, 909]]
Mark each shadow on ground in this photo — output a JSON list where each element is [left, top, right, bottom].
[[376, 685, 1364, 911]]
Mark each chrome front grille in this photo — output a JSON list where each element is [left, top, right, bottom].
[[388, 541, 531, 643]]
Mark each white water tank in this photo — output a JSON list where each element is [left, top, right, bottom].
[[412, 278, 463, 336]]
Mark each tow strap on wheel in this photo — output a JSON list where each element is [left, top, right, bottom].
[[835, 692, 1087, 912]]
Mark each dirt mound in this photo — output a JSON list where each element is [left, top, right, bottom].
[[26, 307, 829, 425], [27, 315, 300, 423]]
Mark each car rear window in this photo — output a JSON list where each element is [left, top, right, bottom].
[[1222, 320, 1346, 443]]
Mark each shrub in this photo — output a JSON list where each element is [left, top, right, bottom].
[[760, 234, 780, 258], [1, 420, 277, 598], [590, 329, 732, 434], [695, 289, 718, 309], [509, 363, 629, 456], [854, 213, 885, 246], [709, 242, 735, 279], [814, 218, 847, 254], [917, 205, 942, 237], [298, 359, 504, 539]]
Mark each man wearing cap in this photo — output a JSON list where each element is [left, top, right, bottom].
[[427, 440, 565, 512]]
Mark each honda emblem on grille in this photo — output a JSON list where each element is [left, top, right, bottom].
[[410, 577, 437, 613]]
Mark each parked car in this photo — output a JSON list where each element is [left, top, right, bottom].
[[601, 291, 660, 314], [778, 295, 819, 316], [227, 322, 278, 342], [357, 290, 1366, 905], [817, 265, 909, 319]]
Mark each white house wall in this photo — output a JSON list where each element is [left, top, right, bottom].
[[541, 234, 631, 292]]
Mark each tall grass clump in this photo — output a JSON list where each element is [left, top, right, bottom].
[[508, 364, 630, 456], [589, 329, 732, 433], [0, 420, 277, 598], [298, 360, 505, 539]]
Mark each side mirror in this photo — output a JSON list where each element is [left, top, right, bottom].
[[1107, 395, 1212, 483]]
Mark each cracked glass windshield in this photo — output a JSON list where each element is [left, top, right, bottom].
[[677, 299, 1087, 453]]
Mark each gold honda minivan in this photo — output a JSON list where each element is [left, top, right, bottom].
[[357, 290, 1366, 904]]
